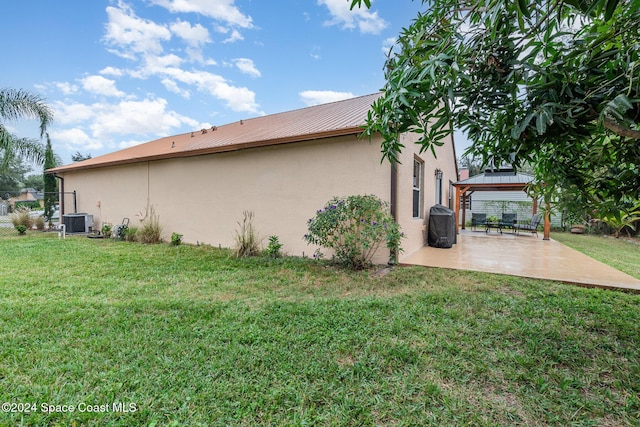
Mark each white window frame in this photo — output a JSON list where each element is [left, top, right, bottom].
[[413, 157, 424, 219]]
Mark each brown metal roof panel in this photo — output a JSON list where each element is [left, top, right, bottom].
[[48, 93, 381, 174]]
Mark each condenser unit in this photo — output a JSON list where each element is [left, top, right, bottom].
[[62, 213, 94, 233]]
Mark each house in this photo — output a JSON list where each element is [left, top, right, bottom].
[[47, 93, 458, 263], [8, 188, 44, 209]]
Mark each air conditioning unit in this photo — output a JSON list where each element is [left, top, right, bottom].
[[62, 213, 94, 233]]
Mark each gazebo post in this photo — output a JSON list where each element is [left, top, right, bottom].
[[454, 185, 461, 232], [543, 202, 551, 240], [461, 193, 467, 229]]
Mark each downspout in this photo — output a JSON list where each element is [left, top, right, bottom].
[[390, 159, 398, 265], [54, 174, 64, 218]]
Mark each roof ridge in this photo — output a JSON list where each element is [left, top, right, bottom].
[[215, 92, 382, 127]]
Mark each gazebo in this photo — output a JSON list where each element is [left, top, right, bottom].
[[453, 168, 550, 240]]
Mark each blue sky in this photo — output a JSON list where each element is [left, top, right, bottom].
[[2, 0, 467, 167]]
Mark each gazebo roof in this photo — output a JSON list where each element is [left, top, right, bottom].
[[454, 169, 534, 192]]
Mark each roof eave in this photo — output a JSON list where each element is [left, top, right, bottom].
[[46, 126, 366, 174]]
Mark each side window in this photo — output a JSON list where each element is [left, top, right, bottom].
[[413, 158, 424, 218]]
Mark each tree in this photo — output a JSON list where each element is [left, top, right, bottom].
[[0, 88, 54, 170], [43, 134, 59, 221], [0, 156, 31, 198], [458, 155, 484, 177], [23, 174, 44, 191], [353, 0, 639, 207], [71, 151, 92, 162]]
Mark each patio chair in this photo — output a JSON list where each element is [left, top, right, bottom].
[[471, 213, 487, 231], [514, 213, 542, 237], [500, 213, 517, 232]]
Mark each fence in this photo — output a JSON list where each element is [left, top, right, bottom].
[[0, 191, 77, 237]]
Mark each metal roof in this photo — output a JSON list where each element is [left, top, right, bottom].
[[48, 92, 382, 174], [453, 169, 534, 192]]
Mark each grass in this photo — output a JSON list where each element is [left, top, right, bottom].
[[0, 233, 639, 426], [552, 231, 640, 279]]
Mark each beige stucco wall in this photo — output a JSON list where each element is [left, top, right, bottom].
[[395, 131, 458, 260], [61, 135, 392, 261], [59, 131, 457, 264]]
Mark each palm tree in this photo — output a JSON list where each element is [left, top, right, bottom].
[[0, 88, 54, 170]]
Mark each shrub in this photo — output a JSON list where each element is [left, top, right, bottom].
[[233, 211, 261, 258], [9, 207, 33, 230], [124, 226, 138, 242], [15, 224, 27, 235], [15, 201, 41, 210], [137, 208, 163, 244], [171, 232, 183, 246], [304, 195, 403, 270], [598, 201, 640, 238], [265, 235, 283, 258], [34, 215, 45, 231], [101, 223, 112, 238]]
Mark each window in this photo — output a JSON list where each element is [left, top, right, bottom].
[[413, 158, 424, 218], [435, 169, 443, 205]]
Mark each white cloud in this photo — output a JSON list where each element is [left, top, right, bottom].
[[161, 78, 191, 98], [233, 58, 261, 77], [52, 98, 199, 142], [50, 128, 104, 151], [160, 67, 260, 113], [104, 3, 172, 58], [54, 0, 261, 154], [309, 46, 321, 60], [135, 54, 185, 77], [113, 50, 259, 113], [88, 98, 198, 138], [53, 102, 97, 125], [317, 0, 387, 34], [382, 37, 396, 55], [149, 0, 253, 29], [299, 90, 355, 106], [81, 75, 126, 98], [222, 29, 243, 43], [55, 82, 79, 95], [100, 66, 124, 77], [170, 19, 211, 47]]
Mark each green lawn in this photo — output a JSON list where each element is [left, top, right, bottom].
[[0, 233, 639, 426]]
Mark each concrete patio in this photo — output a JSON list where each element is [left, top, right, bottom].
[[402, 230, 640, 292]]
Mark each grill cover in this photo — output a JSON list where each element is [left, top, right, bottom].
[[427, 204, 457, 248]]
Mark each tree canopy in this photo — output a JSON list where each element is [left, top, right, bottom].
[[0, 88, 54, 170], [353, 0, 639, 209], [44, 134, 59, 221], [71, 151, 92, 162], [0, 156, 32, 196]]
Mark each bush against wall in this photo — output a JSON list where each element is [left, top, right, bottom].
[[304, 195, 403, 270], [233, 211, 261, 258], [136, 206, 163, 244]]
